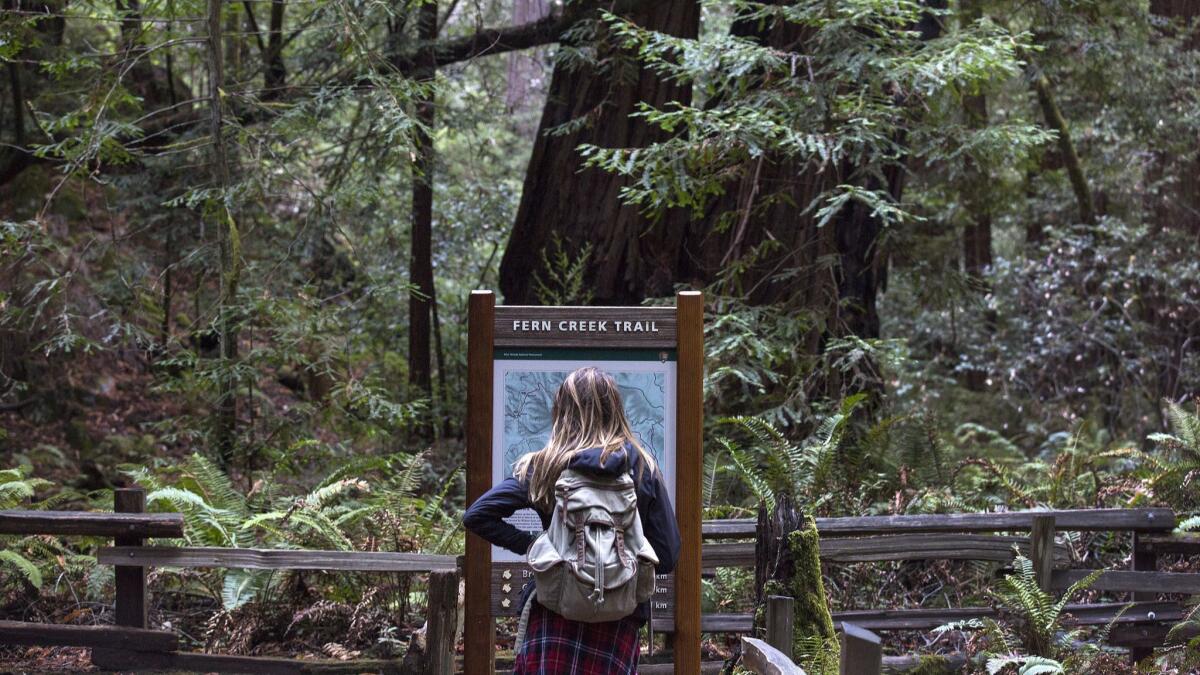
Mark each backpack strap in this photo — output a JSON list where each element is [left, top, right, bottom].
[[584, 524, 606, 605]]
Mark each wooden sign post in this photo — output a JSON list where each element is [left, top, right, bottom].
[[464, 290, 703, 674]]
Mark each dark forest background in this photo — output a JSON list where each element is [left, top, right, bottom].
[[2, 0, 1200, 671]]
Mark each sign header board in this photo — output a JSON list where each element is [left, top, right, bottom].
[[494, 306, 677, 347]]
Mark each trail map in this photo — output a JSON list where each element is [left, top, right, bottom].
[[490, 348, 677, 561]]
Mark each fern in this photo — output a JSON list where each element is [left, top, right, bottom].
[[0, 466, 93, 595], [979, 551, 1107, 670], [0, 549, 43, 588], [718, 394, 865, 513], [724, 440, 776, 511], [1108, 400, 1200, 514], [532, 233, 594, 306], [0, 466, 52, 508], [984, 654, 1064, 674], [1165, 400, 1200, 450]]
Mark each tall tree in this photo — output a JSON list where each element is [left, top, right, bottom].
[[505, 0, 548, 116], [500, 1, 1037, 413], [501, 2, 942, 330], [408, 0, 437, 398], [1149, 0, 1200, 234], [207, 0, 242, 467], [498, 0, 702, 305]]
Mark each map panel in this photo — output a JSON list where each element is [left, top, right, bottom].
[[490, 349, 677, 562], [502, 370, 667, 478]]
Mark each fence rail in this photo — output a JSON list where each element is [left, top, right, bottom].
[[702, 507, 1174, 539], [0, 510, 183, 538], [703, 533, 1071, 568], [97, 546, 457, 572], [0, 621, 178, 651]]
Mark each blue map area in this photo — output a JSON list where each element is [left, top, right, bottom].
[[502, 370, 667, 478]]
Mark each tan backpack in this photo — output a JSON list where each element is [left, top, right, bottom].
[[525, 467, 658, 622]]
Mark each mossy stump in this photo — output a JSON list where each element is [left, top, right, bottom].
[[754, 496, 839, 673]]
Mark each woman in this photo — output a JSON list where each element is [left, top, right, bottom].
[[463, 367, 681, 674]]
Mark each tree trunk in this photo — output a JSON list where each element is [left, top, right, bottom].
[[431, 284, 450, 439], [498, 0, 702, 305], [959, 0, 993, 392], [408, 0, 437, 397], [1149, 0, 1200, 234], [265, 0, 286, 94], [160, 233, 173, 352], [960, 0, 992, 282], [6, 5, 25, 147], [208, 0, 241, 468], [1031, 70, 1096, 226], [505, 0, 548, 121]]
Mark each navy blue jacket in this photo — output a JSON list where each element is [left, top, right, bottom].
[[462, 444, 681, 623]]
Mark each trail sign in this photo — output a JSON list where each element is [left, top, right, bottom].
[[464, 291, 703, 675]]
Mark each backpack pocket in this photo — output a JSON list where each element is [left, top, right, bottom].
[[635, 559, 656, 604], [527, 532, 565, 609]]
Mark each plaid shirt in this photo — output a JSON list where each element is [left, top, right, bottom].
[[513, 601, 641, 674]]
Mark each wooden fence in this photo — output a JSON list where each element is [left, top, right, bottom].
[[3, 493, 1199, 673], [1, 488, 457, 674], [689, 507, 1200, 670]]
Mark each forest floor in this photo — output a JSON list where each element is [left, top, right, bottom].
[[0, 646, 95, 673], [3, 348, 190, 490]]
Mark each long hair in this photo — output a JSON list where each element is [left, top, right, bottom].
[[513, 367, 657, 510]]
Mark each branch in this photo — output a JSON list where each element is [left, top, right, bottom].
[[1, 0, 647, 189], [392, 0, 644, 71]]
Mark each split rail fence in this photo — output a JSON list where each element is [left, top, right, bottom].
[[2, 490, 1198, 673]]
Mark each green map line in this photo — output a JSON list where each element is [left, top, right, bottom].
[[496, 348, 677, 361]]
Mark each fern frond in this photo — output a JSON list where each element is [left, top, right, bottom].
[[305, 479, 368, 510], [978, 616, 1016, 655], [1165, 400, 1200, 453], [1178, 515, 1200, 532], [184, 453, 247, 516], [702, 448, 720, 509], [1052, 569, 1103, 618], [0, 549, 43, 588], [726, 442, 775, 511]]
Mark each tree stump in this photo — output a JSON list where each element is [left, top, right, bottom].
[[754, 495, 838, 672]]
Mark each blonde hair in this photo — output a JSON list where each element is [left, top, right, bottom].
[[513, 367, 657, 510]]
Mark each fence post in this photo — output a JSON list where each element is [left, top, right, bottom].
[[1130, 531, 1157, 664], [765, 595, 794, 661], [839, 622, 882, 675], [424, 570, 459, 675], [401, 569, 461, 675], [113, 488, 147, 629], [1030, 515, 1055, 593]]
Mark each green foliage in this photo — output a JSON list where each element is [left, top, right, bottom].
[[126, 450, 462, 609], [1165, 598, 1200, 671], [0, 466, 95, 595], [938, 552, 1116, 673], [583, 1, 1037, 228], [1106, 399, 1200, 515], [532, 233, 594, 306], [720, 394, 864, 511], [3, 0, 1200, 662], [703, 293, 817, 427]]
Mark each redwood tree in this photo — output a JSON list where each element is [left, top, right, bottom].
[[498, 0, 701, 305]]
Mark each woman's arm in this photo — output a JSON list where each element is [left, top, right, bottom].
[[462, 477, 539, 556], [638, 469, 682, 574]]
